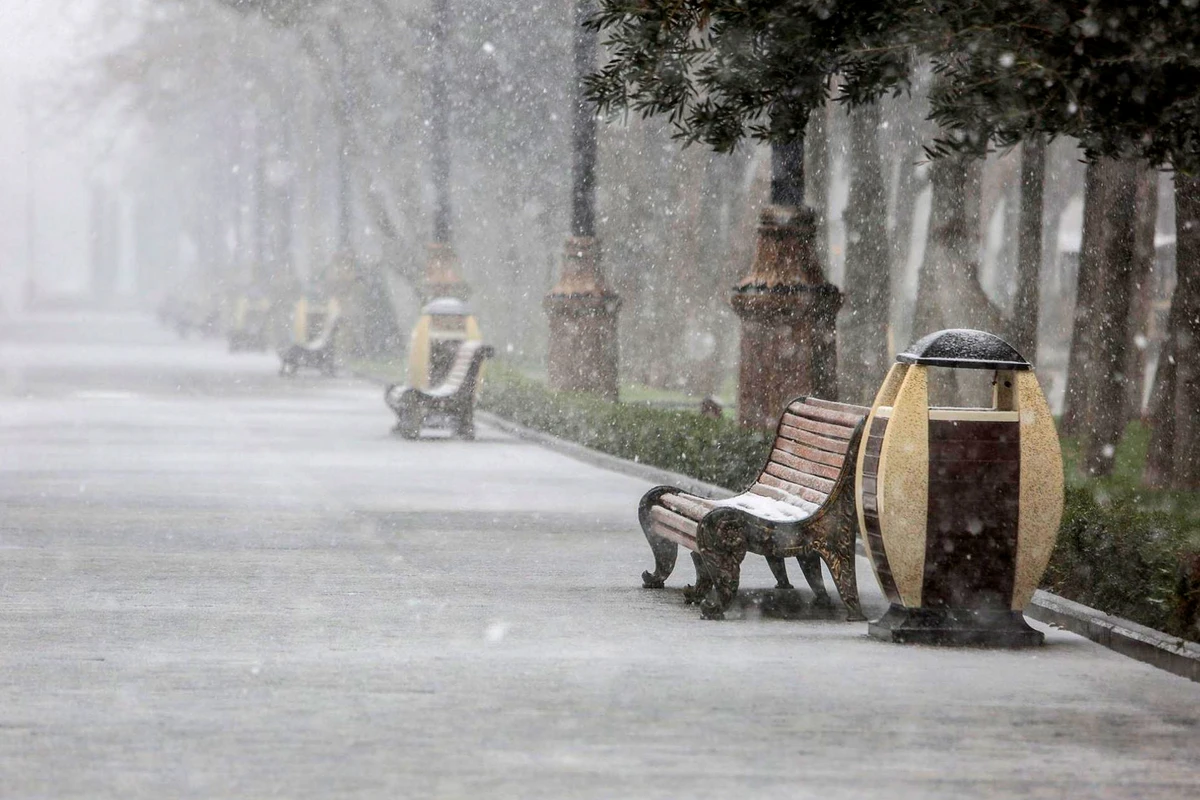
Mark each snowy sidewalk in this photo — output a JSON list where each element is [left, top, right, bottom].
[[1, 313, 1198, 799]]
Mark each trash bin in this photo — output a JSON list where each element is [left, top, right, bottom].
[[289, 294, 341, 342], [855, 329, 1064, 646], [406, 297, 482, 389]]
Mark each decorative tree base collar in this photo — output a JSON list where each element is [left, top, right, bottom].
[[737, 206, 827, 290], [544, 236, 621, 400], [731, 205, 841, 429], [424, 242, 470, 302]]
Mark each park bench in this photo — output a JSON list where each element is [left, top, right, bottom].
[[385, 340, 494, 440], [638, 396, 869, 620], [279, 315, 340, 377]]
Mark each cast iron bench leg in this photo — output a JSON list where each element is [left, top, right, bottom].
[[457, 405, 475, 440], [697, 511, 748, 620], [682, 551, 713, 604], [637, 488, 679, 588], [641, 534, 678, 589], [767, 556, 793, 590], [828, 553, 865, 622], [796, 553, 831, 606], [393, 397, 422, 439]]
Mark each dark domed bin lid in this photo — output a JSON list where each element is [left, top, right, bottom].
[[897, 329, 1031, 371], [422, 297, 472, 316]]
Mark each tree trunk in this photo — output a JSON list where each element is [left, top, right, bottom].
[[1170, 173, 1200, 488], [1012, 134, 1045, 359], [839, 101, 891, 404], [880, 66, 934, 351], [330, 20, 354, 254], [1124, 165, 1160, 416], [1061, 160, 1108, 435], [1145, 288, 1180, 487], [1081, 158, 1140, 476], [806, 98, 830, 267], [912, 152, 1004, 406], [886, 148, 923, 348]]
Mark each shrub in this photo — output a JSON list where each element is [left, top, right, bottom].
[[1043, 487, 1194, 638], [477, 364, 769, 491]]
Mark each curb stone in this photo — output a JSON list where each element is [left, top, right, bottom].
[[1026, 590, 1200, 683], [475, 411, 733, 500], [357, 367, 1200, 682]]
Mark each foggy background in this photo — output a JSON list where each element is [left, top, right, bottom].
[[1, 0, 1178, 410]]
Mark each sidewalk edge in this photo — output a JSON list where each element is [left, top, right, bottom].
[[1027, 590, 1200, 682], [475, 410, 733, 500]]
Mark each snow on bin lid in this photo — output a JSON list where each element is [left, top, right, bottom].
[[896, 328, 1031, 371], [422, 297, 472, 316]]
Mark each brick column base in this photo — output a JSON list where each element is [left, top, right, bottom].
[[544, 236, 621, 400], [731, 206, 841, 429]]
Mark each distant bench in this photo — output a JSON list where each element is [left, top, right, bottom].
[[279, 317, 340, 377], [385, 340, 494, 440], [638, 396, 869, 620]]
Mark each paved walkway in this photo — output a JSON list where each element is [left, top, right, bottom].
[[1, 313, 1198, 799]]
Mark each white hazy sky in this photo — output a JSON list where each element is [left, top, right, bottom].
[[1, 0, 109, 307]]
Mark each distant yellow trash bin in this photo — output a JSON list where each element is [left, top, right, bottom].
[[291, 296, 341, 345], [407, 297, 482, 390]]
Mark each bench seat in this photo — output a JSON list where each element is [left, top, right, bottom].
[[279, 317, 340, 377]]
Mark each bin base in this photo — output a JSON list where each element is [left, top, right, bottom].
[[868, 604, 1044, 647]]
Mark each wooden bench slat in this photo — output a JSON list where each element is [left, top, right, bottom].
[[750, 481, 828, 509], [771, 443, 844, 470], [756, 475, 830, 506], [660, 492, 715, 522], [780, 419, 854, 447], [650, 522, 697, 546], [802, 397, 871, 416], [789, 403, 866, 429], [768, 452, 842, 482], [764, 462, 837, 494], [781, 412, 857, 440], [788, 397, 869, 413], [649, 522, 699, 550], [650, 505, 699, 535], [775, 428, 850, 456], [650, 506, 699, 546], [661, 492, 716, 508], [436, 342, 482, 393]]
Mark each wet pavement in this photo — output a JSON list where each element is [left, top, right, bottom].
[[1, 312, 1198, 799]]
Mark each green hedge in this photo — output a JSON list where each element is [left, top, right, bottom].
[[478, 364, 769, 490], [478, 364, 1200, 643], [1043, 487, 1199, 642]]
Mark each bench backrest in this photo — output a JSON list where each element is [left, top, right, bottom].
[[305, 314, 340, 349], [431, 340, 494, 395], [750, 397, 870, 510]]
